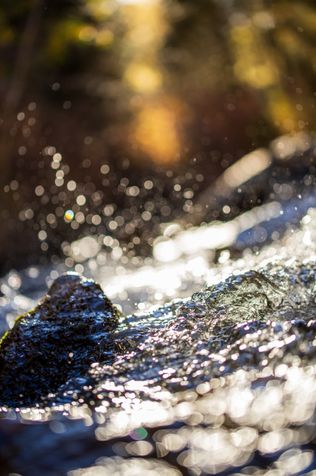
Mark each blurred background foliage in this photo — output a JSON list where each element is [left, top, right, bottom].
[[0, 0, 316, 271]]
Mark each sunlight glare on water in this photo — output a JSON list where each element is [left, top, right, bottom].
[[3, 203, 316, 475]]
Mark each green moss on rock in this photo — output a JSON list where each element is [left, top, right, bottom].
[[0, 272, 120, 407]]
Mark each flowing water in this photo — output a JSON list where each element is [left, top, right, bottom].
[[2, 154, 316, 474]]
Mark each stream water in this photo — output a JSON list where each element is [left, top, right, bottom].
[[2, 143, 316, 475]]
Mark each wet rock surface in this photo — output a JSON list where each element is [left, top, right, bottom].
[[0, 273, 120, 407]]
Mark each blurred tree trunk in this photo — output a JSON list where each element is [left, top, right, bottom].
[[0, 0, 42, 186]]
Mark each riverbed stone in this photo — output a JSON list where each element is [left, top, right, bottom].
[[0, 272, 120, 406]]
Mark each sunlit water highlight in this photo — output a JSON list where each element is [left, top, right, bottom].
[[2, 201, 316, 474]]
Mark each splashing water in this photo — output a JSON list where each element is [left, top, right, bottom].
[[2, 203, 316, 474]]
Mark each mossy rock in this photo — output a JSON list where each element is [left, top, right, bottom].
[[0, 272, 120, 407]]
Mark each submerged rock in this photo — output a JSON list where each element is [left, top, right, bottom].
[[0, 273, 120, 407]]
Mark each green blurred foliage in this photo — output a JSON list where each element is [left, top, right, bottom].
[[1, 0, 316, 165], [167, 0, 316, 140]]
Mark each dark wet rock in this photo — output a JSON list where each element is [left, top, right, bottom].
[[0, 273, 120, 407]]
